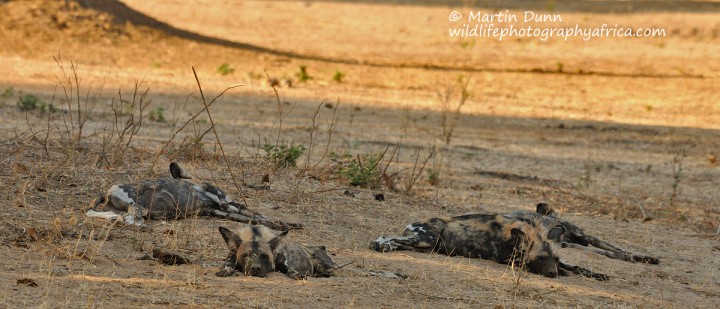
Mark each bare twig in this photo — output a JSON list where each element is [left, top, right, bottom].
[[152, 82, 240, 169], [191, 67, 246, 203]]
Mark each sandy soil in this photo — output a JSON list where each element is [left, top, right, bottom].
[[0, 0, 718, 308]]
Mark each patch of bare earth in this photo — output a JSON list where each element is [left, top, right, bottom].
[[0, 0, 718, 308]]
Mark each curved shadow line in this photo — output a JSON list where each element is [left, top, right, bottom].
[[80, 0, 705, 79]]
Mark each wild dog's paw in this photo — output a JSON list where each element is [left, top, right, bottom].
[[633, 254, 660, 265], [370, 237, 397, 252], [215, 268, 236, 277], [368, 270, 407, 279]]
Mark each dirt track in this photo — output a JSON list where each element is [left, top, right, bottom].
[[0, 0, 718, 308]]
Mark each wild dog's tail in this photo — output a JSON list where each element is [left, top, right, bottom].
[[170, 162, 193, 179]]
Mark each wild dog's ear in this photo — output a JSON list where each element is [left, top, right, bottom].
[[510, 228, 527, 241], [218, 227, 242, 249], [170, 162, 192, 179], [536, 203, 554, 216], [547, 225, 565, 243], [268, 230, 289, 252]]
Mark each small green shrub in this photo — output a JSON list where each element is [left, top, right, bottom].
[[459, 39, 475, 49], [426, 168, 440, 186], [2, 87, 14, 98], [17, 94, 39, 111], [217, 63, 235, 76], [263, 144, 305, 168], [331, 151, 382, 188], [296, 65, 312, 82], [148, 106, 166, 122], [17, 93, 58, 113], [39, 102, 58, 114], [332, 70, 345, 83]]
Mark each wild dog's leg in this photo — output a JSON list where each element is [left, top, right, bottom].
[[199, 181, 303, 231], [558, 260, 609, 281], [370, 236, 431, 252], [371, 219, 444, 252], [216, 251, 238, 277], [216, 227, 241, 277], [580, 235, 659, 264], [305, 246, 405, 279], [201, 209, 303, 231], [562, 242, 658, 264]]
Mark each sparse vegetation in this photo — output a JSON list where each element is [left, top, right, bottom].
[[148, 106, 166, 122], [54, 55, 105, 146], [331, 151, 384, 188], [437, 74, 471, 145], [669, 139, 695, 208], [296, 65, 312, 82], [427, 168, 440, 186], [332, 70, 345, 83], [217, 63, 235, 76], [2, 86, 14, 98], [17, 93, 58, 113], [17, 94, 41, 111], [459, 39, 475, 49], [263, 143, 305, 168]]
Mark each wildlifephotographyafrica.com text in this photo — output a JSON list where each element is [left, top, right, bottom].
[[448, 10, 667, 41]]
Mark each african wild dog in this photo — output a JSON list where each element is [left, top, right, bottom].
[[86, 163, 301, 230], [509, 203, 659, 264], [371, 212, 610, 281], [217, 225, 403, 279]]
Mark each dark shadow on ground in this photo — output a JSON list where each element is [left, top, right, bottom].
[[74, 0, 705, 79]]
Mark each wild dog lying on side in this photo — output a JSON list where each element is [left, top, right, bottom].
[[86, 163, 301, 231], [510, 203, 659, 264], [217, 225, 403, 279], [371, 213, 609, 281]]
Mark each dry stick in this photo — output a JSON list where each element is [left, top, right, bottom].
[[380, 143, 399, 176], [305, 100, 326, 169], [43, 88, 59, 157], [406, 148, 435, 193], [288, 100, 331, 202], [330, 259, 356, 272], [71, 61, 82, 143], [380, 144, 400, 190], [264, 70, 284, 146], [53, 54, 74, 143], [23, 109, 41, 145], [123, 81, 151, 149], [152, 85, 239, 169], [372, 145, 391, 186], [311, 99, 340, 171], [191, 67, 248, 207]]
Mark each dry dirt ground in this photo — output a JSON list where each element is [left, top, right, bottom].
[[0, 0, 719, 308]]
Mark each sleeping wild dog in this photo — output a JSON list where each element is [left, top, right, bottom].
[[509, 203, 659, 264], [371, 212, 610, 281], [217, 225, 403, 279], [86, 163, 301, 230]]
